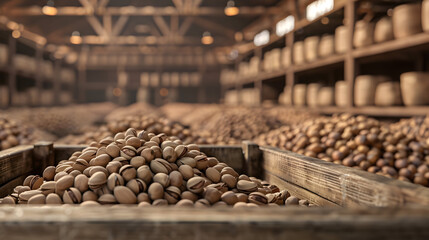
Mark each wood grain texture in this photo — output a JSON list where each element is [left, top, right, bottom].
[[33, 142, 54, 176], [0, 206, 429, 240], [242, 141, 262, 178], [199, 145, 245, 174], [0, 175, 27, 197], [0, 145, 33, 186], [260, 146, 429, 207]]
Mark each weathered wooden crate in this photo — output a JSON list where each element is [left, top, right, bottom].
[[1, 141, 429, 240]]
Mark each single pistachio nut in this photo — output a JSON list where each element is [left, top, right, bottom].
[[237, 180, 258, 194], [130, 156, 146, 168], [74, 174, 89, 193], [63, 188, 82, 204], [89, 166, 109, 177], [177, 157, 196, 168], [106, 144, 120, 158], [1, 196, 16, 205], [40, 181, 56, 195], [137, 165, 153, 184], [119, 165, 137, 181], [19, 190, 42, 201], [164, 186, 181, 204], [46, 193, 62, 204], [181, 191, 199, 202], [138, 202, 152, 207], [148, 182, 164, 200], [221, 167, 239, 178], [89, 154, 111, 167], [107, 173, 124, 191], [194, 199, 210, 208], [163, 146, 177, 163], [248, 192, 268, 205], [175, 145, 188, 158], [81, 201, 101, 206], [82, 191, 98, 202], [126, 179, 147, 194], [169, 171, 184, 188], [178, 165, 194, 180], [221, 191, 238, 205], [43, 166, 56, 181], [176, 199, 194, 207], [152, 199, 168, 206], [236, 193, 248, 203], [28, 194, 46, 204], [141, 148, 155, 162], [153, 173, 170, 188], [186, 177, 205, 194], [88, 172, 107, 190], [204, 188, 221, 204], [195, 155, 209, 170], [55, 175, 74, 194], [126, 137, 142, 149], [205, 168, 221, 183], [98, 194, 117, 204], [150, 158, 173, 174], [221, 174, 237, 188], [137, 192, 150, 203], [106, 161, 122, 174], [114, 186, 137, 204], [285, 196, 299, 206]]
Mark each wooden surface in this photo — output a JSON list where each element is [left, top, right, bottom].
[[261, 146, 429, 207], [0, 145, 33, 187], [0, 206, 429, 240]]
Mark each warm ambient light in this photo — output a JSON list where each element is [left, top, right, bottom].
[[42, 0, 58, 16], [224, 0, 239, 16], [113, 88, 122, 97], [159, 88, 169, 97], [70, 31, 82, 44], [11, 30, 21, 39], [201, 31, 213, 45]]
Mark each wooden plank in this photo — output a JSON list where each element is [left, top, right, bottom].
[[353, 32, 429, 59], [265, 172, 339, 207], [1, 207, 429, 239], [0, 175, 27, 197], [54, 144, 86, 164], [0, 145, 33, 186], [199, 145, 245, 174], [260, 146, 429, 207], [242, 141, 262, 178], [33, 142, 54, 175]]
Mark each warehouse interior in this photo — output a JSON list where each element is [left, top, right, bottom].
[[2, 0, 429, 237]]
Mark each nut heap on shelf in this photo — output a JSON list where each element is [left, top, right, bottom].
[[256, 113, 429, 187], [1, 128, 311, 207]]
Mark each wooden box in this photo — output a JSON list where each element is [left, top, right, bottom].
[[1, 142, 429, 239]]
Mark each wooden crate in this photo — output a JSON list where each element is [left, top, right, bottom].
[[1, 142, 429, 239]]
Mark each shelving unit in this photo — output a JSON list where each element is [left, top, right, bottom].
[[221, 0, 429, 117]]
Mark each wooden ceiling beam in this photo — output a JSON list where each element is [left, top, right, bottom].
[[178, 17, 193, 36], [111, 15, 129, 36], [192, 16, 235, 39], [153, 16, 170, 36], [8, 6, 282, 16]]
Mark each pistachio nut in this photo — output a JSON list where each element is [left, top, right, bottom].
[[186, 177, 205, 194], [138, 202, 151, 207], [43, 166, 56, 181], [130, 156, 146, 168], [248, 192, 268, 205], [153, 173, 170, 188], [175, 145, 188, 158], [121, 146, 137, 159], [148, 182, 164, 200], [55, 175, 74, 194], [207, 157, 219, 167], [137, 165, 153, 184], [221, 191, 238, 205], [114, 186, 137, 204], [106, 161, 122, 174], [112, 157, 129, 166], [141, 148, 155, 162], [181, 191, 199, 202], [89, 154, 111, 167], [237, 180, 258, 194], [150, 158, 173, 174], [221, 167, 239, 178], [169, 171, 183, 188], [213, 201, 227, 207], [40, 181, 56, 195], [177, 157, 196, 168], [137, 130, 150, 141], [46, 193, 62, 204], [82, 191, 98, 202], [81, 201, 101, 206], [151, 146, 162, 158], [126, 137, 142, 149], [79, 149, 97, 161], [236, 193, 248, 203], [221, 174, 237, 189], [98, 194, 117, 204], [88, 172, 107, 190], [162, 146, 177, 163], [89, 166, 109, 177], [63, 188, 82, 204], [164, 186, 181, 204], [14, 186, 30, 195], [69, 170, 81, 178], [195, 155, 208, 170], [1, 196, 16, 205], [178, 165, 194, 180], [106, 144, 120, 158], [74, 174, 89, 193], [204, 188, 221, 204], [19, 190, 42, 201], [28, 194, 46, 204], [126, 179, 147, 194], [107, 173, 124, 191], [194, 199, 210, 208], [152, 199, 168, 206], [207, 182, 228, 193], [285, 196, 299, 206], [205, 167, 221, 183], [176, 199, 194, 207], [25, 175, 43, 190], [161, 140, 177, 150], [125, 128, 137, 137], [119, 164, 137, 181], [99, 136, 114, 146], [299, 199, 310, 206], [137, 192, 150, 203]]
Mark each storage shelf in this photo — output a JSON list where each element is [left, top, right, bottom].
[[300, 106, 429, 118], [353, 32, 429, 59], [293, 54, 345, 73]]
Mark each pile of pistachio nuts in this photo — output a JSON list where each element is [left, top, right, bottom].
[[256, 114, 429, 187], [1, 128, 311, 207]]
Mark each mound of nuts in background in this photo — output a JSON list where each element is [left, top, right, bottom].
[[0, 117, 55, 150], [0, 127, 312, 207], [58, 115, 198, 145], [256, 113, 429, 187]]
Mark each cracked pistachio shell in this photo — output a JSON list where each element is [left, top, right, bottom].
[[63, 187, 82, 204], [40, 181, 56, 195], [153, 173, 170, 188], [137, 130, 150, 141], [169, 171, 183, 188], [119, 165, 137, 181], [126, 137, 142, 149], [137, 165, 153, 184], [207, 157, 219, 167], [96, 147, 108, 157], [148, 182, 164, 200], [45, 193, 63, 205], [54, 172, 68, 181], [88, 172, 107, 190], [164, 186, 181, 204], [55, 175, 74, 193], [126, 179, 147, 194], [177, 157, 196, 168], [150, 158, 173, 174], [174, 145, 188, 158], [221, 167, 239, 178], [195, 155, 209, 170], [79, 149, 97, 161], [152, 199, 168, 206], [89, 154, 111, 167], [161, 141, 178, 150], [178, 165, 194, 180], [205, 167, 221, 183], [82, 191, 98, 202], [43, 166, 56, 181], [248, 192, 268, 205], [151, 146, 162, 158], [74, 174, 89, 193], [114, 186, 137, 204], [221, 191, 238, 205], [195, 199, 210, 208], [89, 166, 109, 177], [186, 177, 205, 194], [107, 173, 124, 191], [28, 194, 46, 204]]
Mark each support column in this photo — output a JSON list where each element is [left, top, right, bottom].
[[7, 36, 16, 107], [344, 0, 357, 107]]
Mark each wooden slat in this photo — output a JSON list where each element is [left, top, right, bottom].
[[293, 54, 345, 73], [0, 145, 33, 186], [54, 144, 86, 164], [1, 206, 429, 239], [265, 172, 339, 207], [0, 175, 27, 197], [260, 146, 429, 207], [199, 145, 245, 174]]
